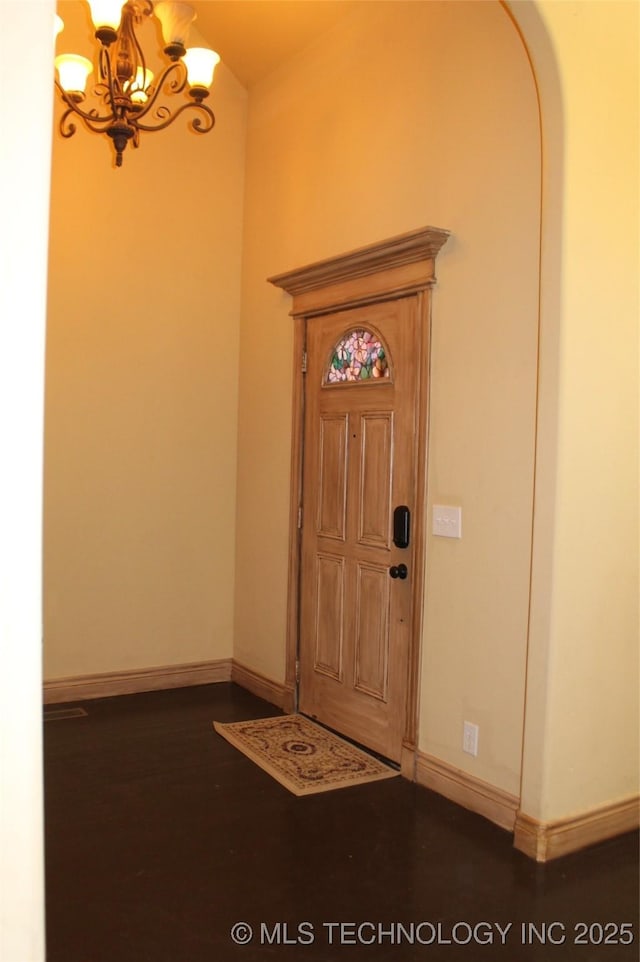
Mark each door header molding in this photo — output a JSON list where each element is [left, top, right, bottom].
[[268, 226, 450, 318]]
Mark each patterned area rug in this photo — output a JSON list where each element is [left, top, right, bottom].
[[213, 714, 398, 796]]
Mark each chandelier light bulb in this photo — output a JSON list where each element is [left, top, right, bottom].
[[125, 66, 154, 105], [183, 47, 220, 95], [55, 54, 93, 97], [55, 15, 64, 38]]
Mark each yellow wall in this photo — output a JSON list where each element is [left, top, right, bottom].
[[44, 1, 248, 678], [513, 0, 640, 822], [235, 0, 541, 796], [43, 0, 638, 827]]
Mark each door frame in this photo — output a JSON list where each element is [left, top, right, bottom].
[[268, 226, 450, 778]]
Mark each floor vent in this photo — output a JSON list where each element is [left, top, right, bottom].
[[44, 707, 88, 721]]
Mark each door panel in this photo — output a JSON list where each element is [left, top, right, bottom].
[[358, 413, 393, 547], [313, 554, 345, 679], [354, 562, 390, 700], [299, 297, 419, 762], [317, 415, 348, 540]]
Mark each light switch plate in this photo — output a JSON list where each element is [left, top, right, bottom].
[[433, 505, 462, 538], [463, 721, 479, 756]]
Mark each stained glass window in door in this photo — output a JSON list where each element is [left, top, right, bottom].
[[326, 329, 390, 383]]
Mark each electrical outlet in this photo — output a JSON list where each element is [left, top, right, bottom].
[[463, 721, 479, 756]]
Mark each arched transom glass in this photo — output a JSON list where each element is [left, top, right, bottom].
[[326, 329, 391, 384]]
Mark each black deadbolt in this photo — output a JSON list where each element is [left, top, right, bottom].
[[393, 505, 411, 548]]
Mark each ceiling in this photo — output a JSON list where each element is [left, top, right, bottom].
[[187, 1, 362, 89]]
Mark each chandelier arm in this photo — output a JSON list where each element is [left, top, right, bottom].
[[58, 107, 78, 140], [129, 61, 188, 122], [133, 100, 215, 134], [188, 109, 216, 134], [60, 109, 125, 137], [55, 81, 117, 128]]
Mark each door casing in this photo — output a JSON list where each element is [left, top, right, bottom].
[[268, 226, 450, 778]]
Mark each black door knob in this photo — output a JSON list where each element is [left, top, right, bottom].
[[389, 563, 408, 580]]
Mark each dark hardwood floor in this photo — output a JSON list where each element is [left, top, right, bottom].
[[44, 683, 639, 961]]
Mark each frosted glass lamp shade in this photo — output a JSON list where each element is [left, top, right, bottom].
[[87, 0, 123, 30], [125, 66, 154, 104], [183, 47, 219, 91], [155, 2, 196, 49], [55, 54, 93, 95]]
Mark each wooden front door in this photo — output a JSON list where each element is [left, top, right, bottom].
[[299, 296, 419, 762]]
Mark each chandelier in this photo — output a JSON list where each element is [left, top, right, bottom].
[[54, 1, 220, 167]]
